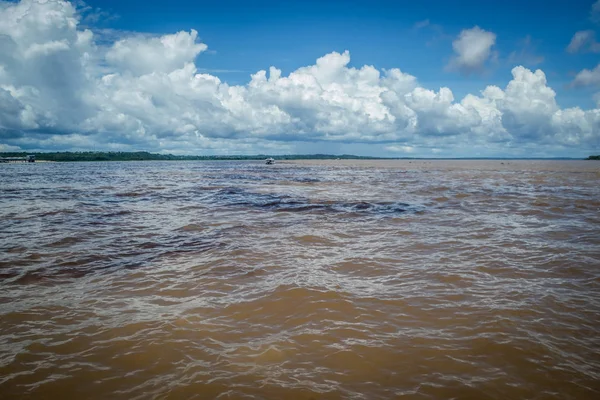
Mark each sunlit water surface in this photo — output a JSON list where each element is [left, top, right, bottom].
[[1, 159, 599, 399]]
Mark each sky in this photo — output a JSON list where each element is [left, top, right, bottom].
[[0, 0, 599, 157]]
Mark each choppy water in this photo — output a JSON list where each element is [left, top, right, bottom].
[[1, 159, 599, 399]]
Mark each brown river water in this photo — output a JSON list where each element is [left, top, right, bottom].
[[1, 159, 599, 399]]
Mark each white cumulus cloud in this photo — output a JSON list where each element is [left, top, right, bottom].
[[106, 30, 207, 76], [572, 63, 600, 87], [447, 26, 497, 73]]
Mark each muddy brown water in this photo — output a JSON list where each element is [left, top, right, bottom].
[[1, 159, 599, 399]]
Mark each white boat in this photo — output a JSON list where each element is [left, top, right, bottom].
[[265, 158, 275, 165]]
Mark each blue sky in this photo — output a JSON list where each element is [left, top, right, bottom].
[[0, 0, 599, 157]]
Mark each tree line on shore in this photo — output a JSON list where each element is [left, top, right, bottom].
[[0, 151, 385, 162]]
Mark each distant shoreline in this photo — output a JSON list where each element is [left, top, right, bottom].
[[0, 151, 595, 162]]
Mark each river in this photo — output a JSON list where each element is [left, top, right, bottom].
[[1, 159, 599, 399]]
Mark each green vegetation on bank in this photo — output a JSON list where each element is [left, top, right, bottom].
[[0, 151, 386, 162], [586, 155, 600, 160]]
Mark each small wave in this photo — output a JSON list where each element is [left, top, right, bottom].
[[45, 236, 83, 248], [291, 177, 322, 183], [114, 191, 147, 197], [177, 224, 206, 232], [39, 209, 78, 217], [102, 210, 133, 218]]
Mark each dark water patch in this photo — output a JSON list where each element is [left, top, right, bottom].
[[114, 191, 149, 198], [10, 265, 100, 285], [101, 210, 133, 218], [39, 209, 79, 217], [289, 176, 321, 183], [328, 201, 413, 215], [13, 271, 51, 285], [0, 271, 20, 281], [4, 243, 221, 285], [5, 234, 224, 286], [46, 236, 84, 248], [76, 201, 103, 208], [214, 187, 415, 217], [137, 241, 164, 249], [2, 246, 28, 254], [1, 187, 56, 193]]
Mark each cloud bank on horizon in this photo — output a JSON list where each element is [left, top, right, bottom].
[[0, 0, 599, 157]]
